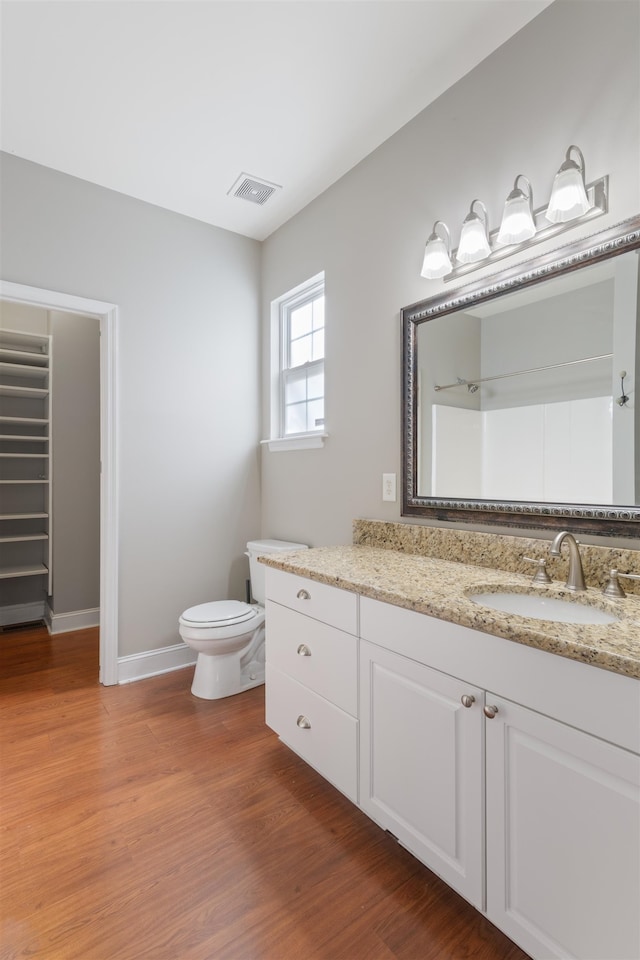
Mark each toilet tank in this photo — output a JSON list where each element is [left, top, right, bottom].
[[247, 539, 308, 605]]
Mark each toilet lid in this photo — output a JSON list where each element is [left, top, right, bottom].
[[181, 600, 258, 626]]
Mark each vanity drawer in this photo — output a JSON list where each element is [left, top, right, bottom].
[[266, 663, 358, 803], [266, 601, 358, 716], [265, 567, 358, 635]]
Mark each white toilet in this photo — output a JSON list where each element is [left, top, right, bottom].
[[178, 539, 307, 700]]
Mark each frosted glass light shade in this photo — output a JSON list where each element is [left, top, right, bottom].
[[546, 164, 591, 223], [456, 216, 491, 264], [497, 191, 536, 245], [421, 228, 452, 279]]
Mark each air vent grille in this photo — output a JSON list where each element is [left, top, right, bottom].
[[228, 173, 281, 205]]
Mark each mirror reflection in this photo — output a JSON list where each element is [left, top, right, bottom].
[[417, 250, 639, 506]]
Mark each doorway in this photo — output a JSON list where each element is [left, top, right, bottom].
[[0, 280, 118, 684]]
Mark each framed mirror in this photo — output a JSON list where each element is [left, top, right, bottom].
[[402, 215, 640, 537]]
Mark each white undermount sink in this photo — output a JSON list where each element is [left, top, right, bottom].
[[468, 591, 620, 625]]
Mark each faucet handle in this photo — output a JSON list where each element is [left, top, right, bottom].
[[523, 556, 552, 584], [604, 568, 640, 598]]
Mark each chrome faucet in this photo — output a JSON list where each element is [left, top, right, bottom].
[[549, 531, 587, 592]]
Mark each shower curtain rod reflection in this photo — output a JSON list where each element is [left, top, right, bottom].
[[433, 353, 614, 393]]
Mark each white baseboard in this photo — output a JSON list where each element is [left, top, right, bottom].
[[47, 607, 100, 635], [0, 601, 46, 627], [118, 642, 197, 684]]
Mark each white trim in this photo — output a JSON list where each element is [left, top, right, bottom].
[[118, 642, 197, 684], [0, 601, 45, 627], [46, 606, 100, 635], [0, 280, 119, 685], [261, 432, 328, 452]]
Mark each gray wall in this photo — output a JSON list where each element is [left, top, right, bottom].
[[0, 157, 262, 657], [0, 301, 48, 334], [479, 282, 614, 409], [49, 310, 100, 615], [260, 0, 640, 548]]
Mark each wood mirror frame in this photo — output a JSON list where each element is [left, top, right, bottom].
[[401, 214, 640, 538]]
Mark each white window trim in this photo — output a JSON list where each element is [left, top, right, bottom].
[[261, 431, 328, 453], [264, 272, 327, 453]]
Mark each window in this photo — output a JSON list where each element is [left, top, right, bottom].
[[266, 274, 326, 451], [281, 281, 324, 435]]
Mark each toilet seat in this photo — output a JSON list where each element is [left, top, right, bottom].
[[180, 599, 259, 628]]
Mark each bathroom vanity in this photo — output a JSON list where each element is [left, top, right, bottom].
[[262, 541, 640, 960]]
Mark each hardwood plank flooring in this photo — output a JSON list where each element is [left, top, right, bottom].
[[0, 627, 530, 960]]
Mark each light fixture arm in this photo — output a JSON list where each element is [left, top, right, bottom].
[[563, 144, 586, 177], [429, 220, 451, 250], [468, 198, 488, 230], [512, 174, 533, 207]]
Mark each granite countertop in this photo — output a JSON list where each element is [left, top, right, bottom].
[[260, 545, 640, 680]]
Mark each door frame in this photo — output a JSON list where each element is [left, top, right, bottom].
[[0, 280, 119, 684]]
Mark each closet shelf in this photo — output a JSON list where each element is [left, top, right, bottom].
[[0, 453, 49, 459], [0, 384, 49, 398], [0, 416, 49, 425], [0, 479, 49, 485], [0, 331, 48, 352], [0, 534, 48, 543], [0, 564, 48, 580], [0, 513, 49, 520], [0, 347, 48, 366], [0, 435, 48, 443], [0, 361, 49, 380]]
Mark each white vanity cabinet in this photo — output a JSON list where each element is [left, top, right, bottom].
[[265, 567, 359, 802], [485, 695, 640, 960], [264, 568, 640, 960], [360, 596, 640, 960], [360, 638, 485, 907]]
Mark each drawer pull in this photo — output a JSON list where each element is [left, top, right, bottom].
[[460, 694, 475, 708], [297, 644, 312, 657], [484, 704, 499, 719], [296, 715, 311, 729], [296, 589, 311, 600]]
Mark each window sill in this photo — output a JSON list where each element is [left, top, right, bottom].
[[261, 432, 328, 453]]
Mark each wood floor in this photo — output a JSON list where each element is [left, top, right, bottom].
[[0, 627, 530, 960]]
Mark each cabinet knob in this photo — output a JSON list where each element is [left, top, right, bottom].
[[483, 704, 499, 719], [296, 589, 310, 600], [296, 644, 312, 657], [460, 694, 475, 708], [296, 715, 311, 729]]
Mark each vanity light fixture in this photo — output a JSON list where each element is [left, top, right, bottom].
[[456, 200, 491, 264], [421, 221, 453, 279], [546, 145, 591, 223], [421, 145, 609, 283], [497, 175, 536, 246]]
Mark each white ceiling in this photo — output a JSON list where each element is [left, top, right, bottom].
[[0, 1, 552, 241]]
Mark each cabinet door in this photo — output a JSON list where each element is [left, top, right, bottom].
[[486, 695, 640, 960], [360, 639, 484, 908]]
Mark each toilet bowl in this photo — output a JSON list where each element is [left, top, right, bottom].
[[179, 539, 307, 699]]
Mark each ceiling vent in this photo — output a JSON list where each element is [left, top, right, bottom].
[[228, 173, 281, 205]]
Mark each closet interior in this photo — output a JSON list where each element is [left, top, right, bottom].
[[0, 328, 52, 625]]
